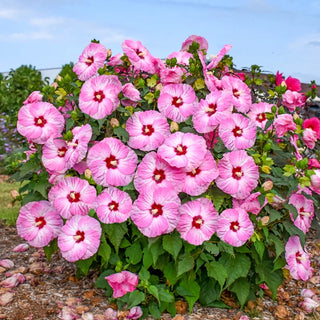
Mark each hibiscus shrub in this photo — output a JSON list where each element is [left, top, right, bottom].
[[12, 35, 320, 318]]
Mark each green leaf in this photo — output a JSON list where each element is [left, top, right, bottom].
[[97, 237, 111, 267], [43, 239, 58, 262], [148, 301, 161, 319], [158, 287, 175, 303], [113, 126, 129, 143], [176, 279, 200, 312], [95, 270, 113, 291], [268, 234, 284, 259], [177, 253, 194, 277], [125, 242, 142, 265], [147, 285, 160, 302], [230, 277, 250, 307], [218, 241, 235, 258], [199, 278, 220, 306], [75, 256, 94, 276], [164, 262, 178, 285], [254, 240, 265, 261], [139, 266, 150, 281], [204, 242, 219, 256], [205, 261, 228, 289], [162, 233, 182, 260], [283, 220, 305, 247], [273, 257, 286, 271], [127, 290, 146, 309], [149, 238, 165, 265], [143, 247, 153, 269], [219, 253, 251, 288], [103, 223, 128, 254]]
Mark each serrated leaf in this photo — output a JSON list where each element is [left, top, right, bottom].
[[218, 241, 235, 257], [127, 290, 146, 309], [103, 223, 128, 254], [177, 253, 194, 277], [164, 262, 177, 285], [230, 277, 250, 307], [76, 256, 94, 276], [204, 242, 219, 256], [125, 242, 142, 265], [147, 285, 160, 302], [176, 279, 200, 311], [205, 261, 228, 289], [158, 287, 174, 303], [163, 233, 182, 260], [97, 236, 111, 267], [254, 240, 265, 261]]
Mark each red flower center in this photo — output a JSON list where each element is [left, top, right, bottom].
[[295, 251, 302, 264], [108, 200, 119, 211], [94, 90, 105, 102], [34, 116, 47, 127], [172, 96, 183, 108], [175, 144, 187, 155], [74, 230, 85, 243], [230, 221, 240, 232], [136, 49, 145, 59], [150, 203, 163, 217], [153, 168, 166, 183], [105, 154, 118, 169], [232, 126, 243, 137], [192, 215, 203, 229], [34, 216, 46, 229], [233, 88, 241, 98], [85, 56, 94, 66], [187, 167, 201, 177], [58, 146, 67, 157], [206, 103, 217, 116], [142, 124, 154, 136], [232, 166, 243, 180], [67, 191, 81, 203], [256, 113, 266, 123]]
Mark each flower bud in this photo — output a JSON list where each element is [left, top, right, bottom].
[[155, 82, 163, 91], [262, 180, 273, 191], [107, 49, 112, 59], [84, 169, 92, 180], [260, 216, 270, 226], [110, 118, 120, 128], [10, 190, 19, 199], [170, 121, 179, 132]]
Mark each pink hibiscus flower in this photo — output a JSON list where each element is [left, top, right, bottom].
[[64, 124, 92, 167], [303, 117, 320, 139], [79, 75, 122, 119], [157, 83, 197, 123], [133, 151, 185, 194], [183, 151, 219, 196], [16, 201, 63, 248], [105, 271, 139, 298], [309, 158, 320, 169], [17, 102, 65, 144], [121, 83, 141, 107], [181, 35, 209, 53], [311, 169, 320, 194], [232, 192, 267, 215], [276, 72, 301, 92], [48, 176, 97, 219], [221, 76, 252, 113], [131, 187, 181, 237], [58, 215, 101, 262], [217, 208, 254, 247], [73, 42, 108, 81], [206, 44, 232, 70], [192, 90, 233, 134], [273, 114, 297, 137], [42, 137, 69, 174], [247, 102, 273, 130], [176, 198, 218, 246], [215, 150, 259, 199], [218, 113, 257, 150], [303, 128, 317, 149], [157, 132, 207, 170], [95, 187, 132, 224], [126, 110, 170, 151], [285, 235, 313, 281], [288, 193, 314, 234], [87, 137, 138, 187], [122, 39, 157, 74], [282, 90, 306, 111], [23, 91, 43, 105]]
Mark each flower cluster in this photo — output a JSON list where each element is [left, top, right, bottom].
[[14, 35, 320, 314]]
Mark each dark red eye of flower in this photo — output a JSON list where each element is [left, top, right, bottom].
[[295, 251, 302, 264], [142, 124, 154, 136], [58, 146, 67, 157], [206, 103, 217, 116], [67, 191, 81, 203], [153, 169, 166, 183], [34, 217, 46, 229], [85, 56, 94, 66], [192, 215, 203, 229], [34, 116, 47, 127], [108, 201, 119, 211], [74, 230, 85, 243], [150, 203, 163, 217], [105, 154, 118, 169], [94, 90, 105, 102], [175, 144, 187, 155], [256, 113, 266, 123], [232, 166, 243, 180], [230, 221, 240, 232], [172, 96, 183, 108], [187, 167, 201, 177], [232, 126, 242, 137], [233, 88, 240, 98], [136, 49, 145, 59]]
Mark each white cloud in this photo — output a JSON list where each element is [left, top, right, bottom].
[[1, 31, 53, 41], [29, 16, 67, 27]]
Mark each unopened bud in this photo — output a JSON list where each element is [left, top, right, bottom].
[[155, 83, 163, 91], [293, 113, 300, 120], [262, 180, 273, 191], [110, 118, 120, 128], [260, 216, 270, 226], [170, 121, 179, 132], [10, 190, 19, 199], [84, 169, 92, 180], [107, 49, 112, 59]]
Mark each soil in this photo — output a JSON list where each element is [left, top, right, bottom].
[[1, 223, 320, 320]]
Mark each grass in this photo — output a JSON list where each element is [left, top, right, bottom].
[[0, 179, 22, 225]]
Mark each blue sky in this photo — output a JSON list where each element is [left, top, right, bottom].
[[0, 0, 319, 84]]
